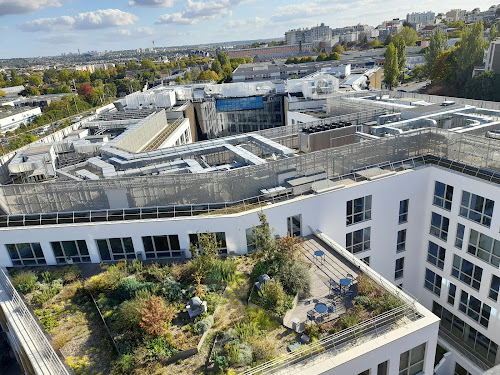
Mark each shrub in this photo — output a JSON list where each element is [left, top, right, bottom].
[[213, 355, 228, 371], [40, 271, 53, 283], [141, 263, 170, 283], [161, 279, 183, 302], [258, 280, 292, 316], [304, 323, 321, 340], [66, 355, 90, 375], [233, 321, 259, 340], [35, 308, 59, 331], [207, 259, 237, 285], [32, 280, 63, 305], [250, 261, 271, 283], [139, 296, 177, 337], [338, 310, 362, 330], [275, 260, 311, 297], [195, 315, 214, 334], [357, 275, 377, 297], [226, 341, 240, 364], [128, 259, 143, 274], [204, 291, 225, 313], [12, 271, 38, 293], [245, 307, 279, 330], [119, 354, 134, 373], [61, 265, 81, 284], [86, 265, 127, 294], [248, 335, 278, 362], [236, 342, 253, 367], [354, 295, 372, 309], [116, 297, 144, 331], [115, 277, 152, 301], [146, 336, 178, 360]]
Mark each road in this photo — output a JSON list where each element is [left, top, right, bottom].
[[397, 80, 431, 93]]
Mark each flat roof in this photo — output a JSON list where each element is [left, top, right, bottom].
[[0, 106, 39, 119]]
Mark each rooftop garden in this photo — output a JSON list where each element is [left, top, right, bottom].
[[9, 214, 409, 374]]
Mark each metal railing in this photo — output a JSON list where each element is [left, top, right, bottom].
[[141, 116, 186, 152], [0, 153, 499, 228], [0, 269, 70, 375], [438, 327, 491, 372], [240, 304, 421, 375]]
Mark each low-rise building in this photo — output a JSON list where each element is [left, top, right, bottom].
[[0, 107, 41, 133]]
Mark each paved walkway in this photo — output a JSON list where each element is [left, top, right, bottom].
[[284, 236, 360, 331]]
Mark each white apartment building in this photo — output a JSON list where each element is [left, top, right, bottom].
[[407, 11, 436, 25], [445, 9, 467, 22], [285, 23, 332, 45]]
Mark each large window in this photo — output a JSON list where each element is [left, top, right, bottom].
[[96, 237, 135, 261], [287, 214, 302, 237], [399, 199, 409, 224], [346, 195, 372, 226], [399, 343, 426, 375], [467, 229, 500, 268], [245, 228, 257, 253], [427, 241, 446, 270], [433, 302, 497, 367], [397, 229, 406, 253], [6, 243, 45, 266], [395, 257, 405, 280], [142, 235, 182, 259], [433, 181, 454, 210], [346, 227, 371, 254], [451, 255, 482, 291], [455, 223, 465, 249], [489, 275, 500, 302], [459, 290, 491, 328], [189, 232, 227, 254], [448, 282, 457, 306], [430, 212, 449, 241], [455, 363, 472, 375], [51, 240, 90, 264], [424, 268, 442, 296], [459, 191, 494, 227]]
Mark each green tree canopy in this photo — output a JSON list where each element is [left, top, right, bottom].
[[430, 50, 455, 81], [27, 75, 43, 87], [489, 24, 497, 41], [395, 26, 419, 46], [58, 70, 72, 85], [217, 52, 230, 67], [384, 43, 399, 89], [462, 71, 500, 100], [140, 58, 155, 70], [424, 28, 449, 75], [211, 59, 222, 75], [393, 35, 407, 79]]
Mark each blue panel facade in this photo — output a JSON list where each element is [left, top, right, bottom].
[[216, 96, 264, 112]]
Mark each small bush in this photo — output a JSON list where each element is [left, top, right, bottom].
[[62, 267, 81, 284], [66, 355, 90, 375], [354, 295, 372, 309], [304, 323, 321, 340], [357, 275, 377, 297], [86, 265, 127, 294], [258, 280, 292, 316], [119, 354, 134, 373], [248, 335, 278, 362], [275, 260, 311, 297], [146, 336, 178, 360], [207, 259, 237, 285], [213, 355, 228, 371], [32, 280, 63, 305], [40, 271, 53, 283], [161, 279, 183, 302], [115, 297, 144, 331], [236, 342, 253, 367], [115, 277, 152, 301], [35, 308, 59, 331], [245, 307, 279, 330], [128, 259, 143, 274], [250, 261, 271, 283], [141, 263, 170, 283], [195, 315, 214, 334], [139, 296, 177, 337], [12, 271, 38, 293], [233, 321, 259, 340]]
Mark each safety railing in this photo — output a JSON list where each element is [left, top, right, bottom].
[[0, 269, 70, 374], [240, 304, 421, 375]]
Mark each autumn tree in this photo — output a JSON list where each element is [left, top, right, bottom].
[[276, 233, 304, 261], [77, 83, 94, 99], [384, 43, 399, 89], [138, 296, 177, 337], [211, 59, 222, 75]]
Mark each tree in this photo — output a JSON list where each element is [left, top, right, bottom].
[[254, 212, 278, 261], [58, 70, 72, 85], [250, 42, 260, 48], [77, 83, 94, 98], [430, 50, 455, 81], [27, 75, 43, 87], [198, 70, 219, 81], [447, 21, 465, 30], [396, 26, 419, 46], [126, 61, 139, 70], [316, 53, 327, 62], [211, 59, 222, 75], [490, 24, 497, 41], [184, 71, 192, 81], [384, 43, 399, 89], [10, 77, 24, 86], [332, 44, 344, 54], [217, 51, 230, 67], [141, 58, 155, 70], [424, 28, 449, 75], [138, 296, 177, 337], [462, 71, 500, 100], [328, 52, 340, 60], [222, 64, 233, 82], [452, 21, 488, 88], [393, 35, 407, 79], [411, 65, 426, 80]]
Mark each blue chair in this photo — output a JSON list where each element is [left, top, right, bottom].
[[327, 305, 335, 314]]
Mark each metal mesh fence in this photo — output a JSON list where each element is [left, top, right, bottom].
[[0, 129, 498, 215]]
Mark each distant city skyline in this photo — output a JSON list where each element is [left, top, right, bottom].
[[0, 0, 496, 59]]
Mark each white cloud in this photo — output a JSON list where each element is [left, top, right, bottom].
[[136, 27, 154, 35], [129, 0, 176, 7], [38, 33, 81, 44], [0, 0, 65, 16], [19, 9, 138, 32], [156, 0, 256, 25], [112, 27, 154, 37]]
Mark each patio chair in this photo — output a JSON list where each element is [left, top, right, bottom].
[[307, 310, 315, 322], [327, 305, 335, 314], [346, 273, 354, 280]]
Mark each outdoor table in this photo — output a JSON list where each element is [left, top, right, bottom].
[[314, 303, 327, 314], [339, 278, 352, 293], [314, 250, 325, 265]]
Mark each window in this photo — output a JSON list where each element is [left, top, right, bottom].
[[346, 195, 372, 225], [448, 283, 457, 306], [6, 243, 45, 266], [142, 235, 182, 259], [455, 223, 465, 249], [377, 361, 388, 375], [459, 191, 494, 227], [459, 290, 491, 328], [399, 343, 426, 375], [433, 301, 498, 367], [51, 240, 90, 264], [451, 255, 482, 290], [96, 237, 135, 261], [433, 181, 454, 210], [430, 212, 449, 241], [424, 268, 442, 296], [346, 227, 371, 254], [287, 214, 302, 237], [245, 228, 257, 253], [455, 363, 472, 375], [397, 229, 406, 253], [399, 199, 409, 224], [467, 229, 500, 268], [395, 257, 405, 279], [361, 256, 370, 266], [489, 275, 500, 302], [189, 232, 227, 254], [427, 241, 446, 269]]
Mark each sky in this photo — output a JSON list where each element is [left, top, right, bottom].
[[0, 0, 496, 59]]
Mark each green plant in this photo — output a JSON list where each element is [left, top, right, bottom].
[[115, 277, 152, 301], [161, 279, 183, 302], [233, 321, 259, 340], [226, 342, 240, 364], [12, 271, 38, 293], [35, 308, 59, 331], [258, 280, 291, 316], [62, 265, 81, 284], [128, 259, 143, 274], [304, 323, 321, 340], [32, 280, 63, 305], [235, 342, 253, 367], [195, 315, 214, 334], [207, 259, 237, 285], [146, 336, 178, 360], [213, 355, 229, 371], [66, 355, 90, 375], [274, 259, 311, 297], [354, 295, 372, 309], [86, 265, 127, 294], [40, 271, 53, 283], [119, 354, 134, 373], [248, 335, 278, 362], [116, 297, 144, 331]]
